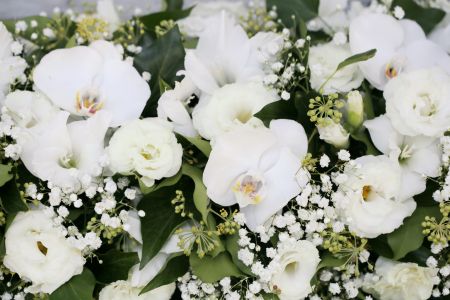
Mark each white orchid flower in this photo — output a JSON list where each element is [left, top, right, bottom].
[[97, 0, 121, 33], [184, 11, 264, 95], [349, 13, 450, 90], [203, 120, 308, 231], [33, 40, 150, 127], [365, 115, 441, 199], [18, 111, 111, 192]]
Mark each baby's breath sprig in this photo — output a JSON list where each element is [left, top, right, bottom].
[[307, 93, 344, 125], [86, 216, 123, 244]]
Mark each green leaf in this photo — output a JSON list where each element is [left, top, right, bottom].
[[165, 0, 184, 11], [139, 170, 183, 194], [93, 250, 139, 284], [139, 7, 192, 33], [140, 254, 189, 294], [2, 16, 52, 37], [261, 293, 280, 300], [184, 136, 212, 157], [49, 268, 95, 300], [225, 234, 253, 275], [134, 26, 186, 117], [266, 0, 319, 27], [65, 35, 77, 48], [369, 235, 393, 258], [0, 179, 28, 214], [392, 0, 445, 33], [0, 164, 13, 187], [318, 252, 346, 270], [387, 206, 440, 260], [336, 49, 376, 72], [181, 164, 209, 223], [254, 99, 297, 126], [138, 184, 186, 269], [190, 252, 244, 283]]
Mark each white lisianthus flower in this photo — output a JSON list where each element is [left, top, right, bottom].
[[184, 12, 263, 95], [349, 13, 450, 90], [308, 42, 364, 94], [3, 210, 85, 294], [365, 115, 441, 199], [317, 118, 350, 148], [335, 155, 416, 238], [429, 15, 450, 53], [364, 257, 438, 300], [157, 76, 198, 137], [4, 91, 58, 128], [99, 281, 175, 300], [18, 111, 110, 192], [384, 68, 450, 137], [177, 1, 248, 37], [33, 40, 150, 127], [0, 22, 27, 103], [107, 118, 182, 187], [270, 240, 320, 300], [204, 119, 308, 230], [192, 82, 279, 141]]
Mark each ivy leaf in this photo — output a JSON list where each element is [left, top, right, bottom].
[[190, 252, 245, 283], [0, 179, 28, 214], [92, 250, 139, 284], [137, 183, 186, 269], [140, 254, 189, 294], [165, 0, 184, 11], [392, 0, 445, 33], [49, 268, 95, 300], [181, 164, 209, 223], [225, 234, 253, 275], [134, 26, 186, 117], [387, 206, 440, 260], [0, 164, 13, 187], [266, 0, 319, 27], [336, 49, 376, 72]]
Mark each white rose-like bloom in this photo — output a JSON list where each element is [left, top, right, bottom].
[[33, 40, 150, 127], [308, 42, 364, 94], [335, 155, 416, 238], [178, 1, 247, 37], [3, 210, 85, 294], [107, 118, 183, 187], [317, 118, 350, 148], [204, 119, 308, 230], [384, 67, 450, 137], [270, 240, 320, 300], [4, 91, 58, 128], [192, 82, 279, 141], [364, 257, 438, 300], [99, 281, 175, 300], [0, 22, 27, 103]]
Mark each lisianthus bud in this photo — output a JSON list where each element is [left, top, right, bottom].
[[317, 118, 349, 148], [346, 90, 364, 129]]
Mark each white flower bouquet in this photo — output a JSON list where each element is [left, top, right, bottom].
[[0, 0, 449, 299]]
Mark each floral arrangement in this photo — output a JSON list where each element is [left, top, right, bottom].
[[0, 0, 450, 299]]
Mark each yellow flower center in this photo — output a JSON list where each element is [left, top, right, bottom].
[[362, 185, 372, 201]]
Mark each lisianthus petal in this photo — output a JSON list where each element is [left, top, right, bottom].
[[33, 46, 102, 114], [399, 169, 426, 200], [406, 143, 441, 177]]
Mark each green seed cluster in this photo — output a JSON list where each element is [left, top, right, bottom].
[[86, 217, 122, 244], [177, 221, 220, 258], [307, 93, 344, 125]]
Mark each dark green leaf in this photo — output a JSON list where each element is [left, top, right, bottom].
[[266, 0, 319, 27], [140, 254, 189, 294], [318, 252, 346, 269], [181, 164, 209, 223], [190, 252, 244, 283], [261, 293, 280, 300], [0, 164, 13, 187], [49, 268, 95, 300], [387, 206, 440, 260], [138, 184, 186, 268], [139, 170, 183, 194], [165, 0, 184, 11], [0, 179, 28, 214], [369, 235, 393, 258], [93, 250, 139, 284], [225, 234, 253, 275], [134, 26, 186, 117], [336, 49, 376, 72], [402, 246, 433, 267], [184, 136, 211, 157], [392, 0, 445, 33], [139, 8, 192, 33], [254, 99, 297, 126]]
